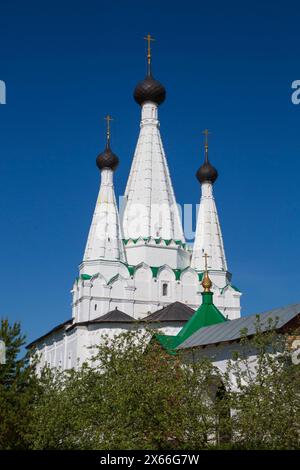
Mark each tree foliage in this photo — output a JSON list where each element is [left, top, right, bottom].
[[223, 319, 300, 449], [1, 319, 300, 450], [0, 319, 39, 449], [28, 331, 220, 450]]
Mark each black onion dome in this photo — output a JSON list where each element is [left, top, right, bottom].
[[134, 72, 166, 106], [196, 161, 218, 184], [96, 142, 119, 171]]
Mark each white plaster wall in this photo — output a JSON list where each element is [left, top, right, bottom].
[[184, 341, 259, 390], [34, 320, 187, 372], [73, 264, 241, 323], [125, 244, 190, 269]]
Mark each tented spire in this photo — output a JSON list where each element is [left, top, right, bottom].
[[83, 117, 126, 262], [191, 132, 227, 271], [122, 39, 184, 241]]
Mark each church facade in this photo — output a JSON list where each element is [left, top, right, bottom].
[[28, 41, 242, 371]]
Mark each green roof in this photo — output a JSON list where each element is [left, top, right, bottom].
[[156, 291, 227, 354], [155, 333, 182, 355], [80, 274, 92, 281], [177, 292, 226, 340]]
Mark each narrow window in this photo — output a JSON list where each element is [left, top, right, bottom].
[[94, 304, 97, 311], [162, 283, 168, 296]]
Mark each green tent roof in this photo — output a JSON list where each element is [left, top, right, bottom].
[[156, 291, 227, 354], [154, 333, 182, 355]]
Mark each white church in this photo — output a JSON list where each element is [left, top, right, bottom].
[[28, 38, 246, 370]]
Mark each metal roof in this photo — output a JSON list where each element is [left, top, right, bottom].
[[26, 309, 134, 348], [143, 302, 194, 322], [91, 308, 134, 323], [26, 318, 73, 349], [177, 302, 300, 350]]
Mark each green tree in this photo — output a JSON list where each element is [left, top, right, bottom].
[[0, 319, 39, 449], [28, 330, 220, 450], [24, 323, 300, 450], [224, 318, 300, 449]]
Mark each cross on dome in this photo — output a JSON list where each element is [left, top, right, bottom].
[[202, 128, 211, 159], [104, 114, 113, 143], [96, 114, 119, 172], [144, 33, 155, 69]]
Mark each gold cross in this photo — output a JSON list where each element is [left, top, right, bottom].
[[104, 114, 113, 142], [144, 34, 155, 65], [202, 129, 211, 150]]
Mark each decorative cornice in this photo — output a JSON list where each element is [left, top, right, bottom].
[[123, 237, 187, 249]]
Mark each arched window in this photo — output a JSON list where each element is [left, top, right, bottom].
[[162, 283, 168, 296]]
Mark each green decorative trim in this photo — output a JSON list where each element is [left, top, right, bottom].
[[231, 285, 241, 293], [76, 263, 206, 286], [150, 267, 159, 278], [127, 265, 135, 276], [151, 267, 201, 282], [220, 284, 241, 294], [123, 237, 186, 248]]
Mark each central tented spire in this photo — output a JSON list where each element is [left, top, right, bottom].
[[191, 131, 227, 271], [122, 37, 185, 241], [83, 116, 126, 262]]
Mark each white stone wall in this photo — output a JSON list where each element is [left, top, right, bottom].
[[125, 241, 190, 269], [33, 321, 184, 372], [72, 256, 241, 323], [183, 342, 264, 390]]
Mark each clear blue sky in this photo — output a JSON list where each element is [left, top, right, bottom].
[[0, 0, 299, 344]]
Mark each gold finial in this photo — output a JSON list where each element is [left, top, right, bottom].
[[201, 252, 212, 292], [104, 114, 113, 144], [144, 34, 155, 70], [202, 129, 211, 162]]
